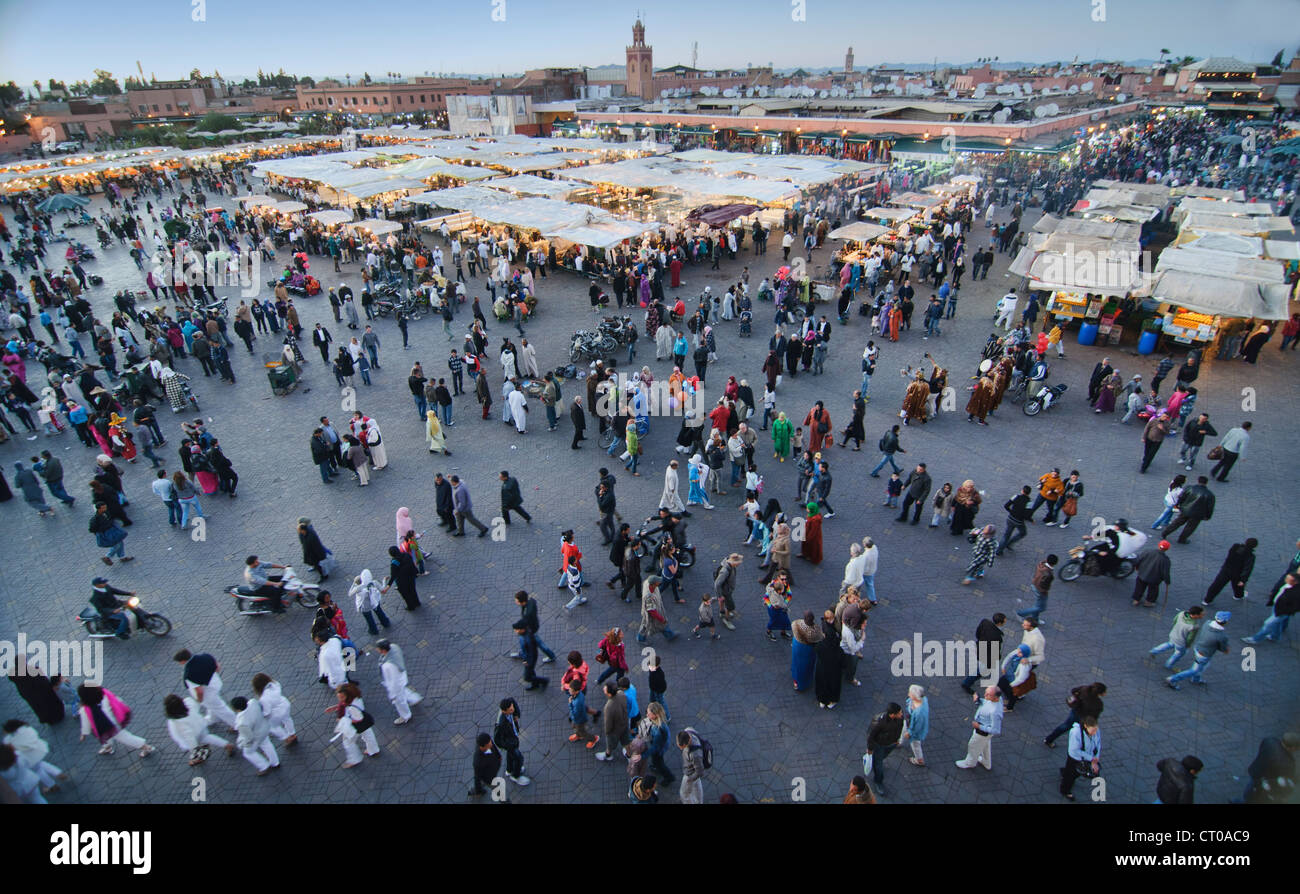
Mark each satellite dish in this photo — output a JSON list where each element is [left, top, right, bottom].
[[1081, 81, 1094, 92], [947, 89, 958, 99], [1045, 103, 1059, 115], [973, 83, 987, 98], [1034, 105, 1047, 118], [1115, 93, 1126, 102], [992, 108, 1012, 124], [1022, 82, 1033, 94], [1067, 84, 1080, 94]]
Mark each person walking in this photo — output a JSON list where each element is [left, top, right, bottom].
[[1156, 755, 1203, 804], [174, 648, 239, 730], [88, 501, 132, 566], [1139, 413, 1172, 473], [493, 697, 530, 786], [1204, 539, 1257, 604], [868, 425, 905, 477], [1210, 421, 1251, 482], [996, 486, 1032, 556], [1178, 413, 1216, 470], [375, 640, 422, 725], [901, 685, 930, 767], [383, 546, 421, 610], [677, 729, 707, 804], [1059, 716, 1101, 801], [1241, 576, 1300, 646], [637, 577, 678, 644], [76, 684, 154, 759], [34, 451, 76, 507], [1166, 611, 1232, 690], [450, 475, 489, 537], [1149, 605, 1204, 669], [12, 462, 53, 517], [499, 470, 532, 525], [1043, 681, 1105, 749], [863, 703, 904, 796], [954, 686, 1003, 771], [1161, 476, 1215, 544], [331, 683, 380, 769], [961, 525, 997, 584], [230, 694, 281, 776], [597, 681, 631, 763], [1131, 540, 1172, 607], [1017, 555, 1057, 621], [896, 463, 932, 525]]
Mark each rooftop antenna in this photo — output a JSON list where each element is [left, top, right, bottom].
[[692, 41, 699, 70]]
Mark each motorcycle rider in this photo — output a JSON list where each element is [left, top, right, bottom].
[[1093, 519, 1148, 577], [89, 577, 136, 639], [244, 556, 289, 613]]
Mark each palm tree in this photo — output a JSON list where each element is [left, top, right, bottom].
[[1158, 48, 1170, 63]]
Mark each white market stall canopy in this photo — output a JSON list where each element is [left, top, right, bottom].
[[482, 174, 580, 199], [1175, 198, 1274, 218], [1091, 179, 1174, 204], [1032, 214, 1142, 241], [862, 206, 918, 223], [1173, 232, 1264, 256], [891, 192, 947, 209], [1179, 211, 1294, 236], [308, 210, 354, 226], [349, 218, 403, 236], [547, 220, 657, 248], [333, 178, 427, 201], [1154, 247, 1285, 284], [1264, 239, 1300, 260], [1009, 242, 1143, 296], [238, 195, 278, 208], [417, 212, 476, 232], [1171, 185, 1245, 201], [829, 222, 891, 242], [382, 157, 496, 181], [1147, 270, 1291, 320], [270, 201, 308, 214]]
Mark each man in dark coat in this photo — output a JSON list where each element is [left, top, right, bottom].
[[1161, 476, 1215, 544], [570, 396, 587, 450], [1156, 755, 1202, 804], [896, 463, 933, 525], [434, 472, 456, 531], [499, 470, 532, 525], [1203, 539, 1256, 604], [1087, 357, 1113, 404], [1132, 540, 1172, 607]]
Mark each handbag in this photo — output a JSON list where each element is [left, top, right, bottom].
[[1011, 670, 1037, 698], [1206, 445, 1224, 461], [1062, 497, 1078, 517], [350, 707, 375, 735]]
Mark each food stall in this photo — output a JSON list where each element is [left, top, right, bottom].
[[1008, 230, 1144, 344], [828, 221, 890, 266], [1145, 269, 1292, 352]]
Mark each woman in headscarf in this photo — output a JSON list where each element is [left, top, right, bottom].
[[375, 640, 422, 725], [814, 609, 844, 709], [1240, 323, 1271, 364], [7, 656, 65, 725], [1092, 370, 1123, 413], [89, 414, 115, 456], [950, 480, 982, 536], [364, 418, 387, 470], [888, 301, 903, 342], [160, 366, 192, 412], [636, 577, 677, 644], [425, 410, 450, 455], [803, 401, 832, 452], [500, 343, 519, 381], [771, 411, 793, 462], [989, 355, 1015, 412], [298, 517, 331, 581], [384, 545, 420, 610], [762, 350, 781, 392], [396, 508, 426, 574], [901, 369, 930, 425], [799, 502, 824, 564], [686, 453, 711, 508], [790, 609, 823, 692]]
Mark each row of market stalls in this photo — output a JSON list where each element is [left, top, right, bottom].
[[0, 136, 344, 195], [1009, 179, 1296, 351], [828, 174, 983, 265]]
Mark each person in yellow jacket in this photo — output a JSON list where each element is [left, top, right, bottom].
[[1030, 468, 1065, 524], [1046, 324, 1065, 358]]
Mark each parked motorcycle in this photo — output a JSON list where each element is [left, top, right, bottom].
[[569, 329, 618, 363], [76, 596, 172, 638], [631, 518, 697, 570], [226, 565, 322, 616], [1023, 382, 1068, 416]]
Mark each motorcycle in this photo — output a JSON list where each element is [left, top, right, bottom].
[[1023, 382, 1068, 416], [226, 565, 322, 616], [1059, 539, 1136, 582], [598, 315, 634, 345], [631, 518, 697, 570], [76, 596, 172, 638], [200, 297, 229, 318], [569, 329, 617, 363]]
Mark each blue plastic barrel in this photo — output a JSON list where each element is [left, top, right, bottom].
[[1137, 330, 1159, 355], [1078, 322, 1099, 346]]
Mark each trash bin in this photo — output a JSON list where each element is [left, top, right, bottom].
[[1137, 329, 1159, 355], [267, 363, 296, 394], [1078, 322, 1099, 346]]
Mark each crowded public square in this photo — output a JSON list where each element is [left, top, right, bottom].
[[1, 2, 1298, 826]]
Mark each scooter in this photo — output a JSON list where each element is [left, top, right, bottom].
[[1059, 538, 1137, 582], [226, 565, 322, 616], [631, 518, 697, 570], [76, 596, 172, 638], [1023, 382, 1068, 416]]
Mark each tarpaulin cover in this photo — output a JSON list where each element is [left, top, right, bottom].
[[686, 203, 762, 227]]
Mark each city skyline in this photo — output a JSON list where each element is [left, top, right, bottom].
[[1, 0, 1295, 89]]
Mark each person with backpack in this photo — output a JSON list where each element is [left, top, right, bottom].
[[869, 425, 904, 477], [678, 728, 710, 803]]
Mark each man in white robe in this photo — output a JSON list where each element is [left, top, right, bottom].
[[507, 386, 528, 433]]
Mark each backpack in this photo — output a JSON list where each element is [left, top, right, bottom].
[[878, 434, 888, 452], [683, 727, 713, 769]]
